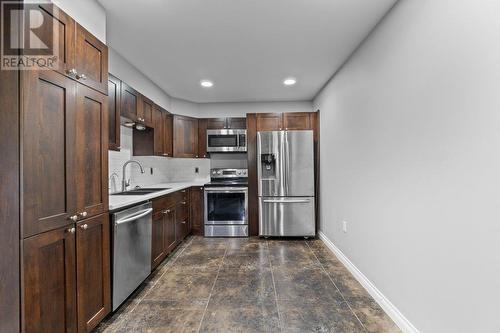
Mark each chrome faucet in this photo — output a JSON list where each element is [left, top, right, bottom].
[[121, 160, 145, 191]]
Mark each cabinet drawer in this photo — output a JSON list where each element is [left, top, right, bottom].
[[152, 194, 176, 213]]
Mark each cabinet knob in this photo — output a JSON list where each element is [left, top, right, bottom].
[[163, 209, 171, 214], [69, 215, 78, 222], [79, 211, 88, 218], [76, 73, 87, 80], [67, 227, 76, 234], [181, 221, 186, 224], [181, 201, 187, 205], [66, 68, 77, 77], [80, 224, 88, 230]]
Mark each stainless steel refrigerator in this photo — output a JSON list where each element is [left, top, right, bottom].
[[257, 130, 315, 237]]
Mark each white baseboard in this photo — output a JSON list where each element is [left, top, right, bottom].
[[318, 231, 420, 333]]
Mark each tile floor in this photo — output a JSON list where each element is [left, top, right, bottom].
[[96, 236, 400, 333]]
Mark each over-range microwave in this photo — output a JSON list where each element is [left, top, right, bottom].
[[207, 129, 247, 152]]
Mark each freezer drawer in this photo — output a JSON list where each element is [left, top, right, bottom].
[[259, 197, 315, 237]]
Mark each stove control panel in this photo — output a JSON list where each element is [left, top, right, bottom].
[[211, 168, 248, 179]]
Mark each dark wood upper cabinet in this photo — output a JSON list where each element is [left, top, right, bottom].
[[153, 105, 165, 156], [75, 24, 108, 95], [22, 70, 77, 238], [283, 112, 312, 130], [227, 117, 247, 129], [108, 74, 121, 151], [190, 187, 204, 236], [23, 225, 77, 333], [198, 119, 208, 158], [206, 118, 227, 129], [256, 113, 283, 131], [164, 113, 173, 157], [173, 115, 199, 158], [38, 4, 76, 76], [206, 117, 246, 129], [120, 82, 140, 121], [75, 84, 108, 219], [139, 95, 154, 127], [76, 214, 111, 333]]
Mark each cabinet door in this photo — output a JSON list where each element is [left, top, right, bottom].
[[22, 70, 77, 238], [38, 4, 76, 75], [164, 207, 177, 253], [120, 82, 139, 121], [139, 95, 154, 127], [198, 119, 208, 158], [76, 214, 110, 333], [176, 200, 189, 241], [256, 113, 283, 131], [75, 84, 108, 219], [153, 105, 165, 156], [227, 117, 247, 129], [23, 225, 77, 333], [173, 115, 199, 158], [206, 118, 227, 129], [283, 112, 312, 130], [151, 211, 166, 270], [190, 187, 204, 236], [75, 24, 108, 94], [164, 113, 173, 157], [108, 74, 121, 151]]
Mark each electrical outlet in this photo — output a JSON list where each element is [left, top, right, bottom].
[[342, 221, 348, 233], [150, 167, 154, 175], [195, 167, 199, 173]]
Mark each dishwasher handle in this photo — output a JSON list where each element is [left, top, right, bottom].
[[115, 208, 153, 225]]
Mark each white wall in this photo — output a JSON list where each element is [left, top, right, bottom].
[[198, 101, 312, 118], [109, 48, 173, 111], [313, 1, 500, 332], [51, 0, 106, 42]]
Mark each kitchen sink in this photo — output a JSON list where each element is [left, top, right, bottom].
[[111, 188, 171, 196]]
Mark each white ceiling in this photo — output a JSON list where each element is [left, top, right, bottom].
[[98, 0, 397, 103]]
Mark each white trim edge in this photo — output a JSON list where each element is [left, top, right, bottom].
[[318, 231, 420, 333]]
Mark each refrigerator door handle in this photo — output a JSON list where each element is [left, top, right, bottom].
[[284, 131, 290, 195], [262, 199, 311, 204]]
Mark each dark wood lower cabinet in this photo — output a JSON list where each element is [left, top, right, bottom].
[[151, 211, 166, 269], [76, 214, 111, 333], [23, 225, 77, 333], [23, 214, 111, 333], [190, 187, 204, 236]]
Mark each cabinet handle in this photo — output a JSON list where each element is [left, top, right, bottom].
[[67, 227, 76, 234], [69, 215, 78, 222], [80, 224, 88, 230], [181, 201, 187, 205], [79, 211, 88, 218], [76, 73, 87, 80], [66, 68, 77, 77], [163, 209, 171, 214], [196, 155, 199, 158], [181, 221, 186, 224]]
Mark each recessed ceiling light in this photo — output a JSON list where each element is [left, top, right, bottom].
[[283, 78, 297, 86], [200, 80, 214, 88]]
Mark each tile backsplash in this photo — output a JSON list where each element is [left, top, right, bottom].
[[108, 127, 210, 193]]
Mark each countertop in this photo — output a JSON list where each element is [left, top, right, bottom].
[[109, 181, 207, 211]]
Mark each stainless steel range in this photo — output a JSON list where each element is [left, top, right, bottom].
[[204, 168, 248, 237]]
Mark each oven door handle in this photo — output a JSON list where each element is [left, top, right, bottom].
[[205, 187, 248, 192]]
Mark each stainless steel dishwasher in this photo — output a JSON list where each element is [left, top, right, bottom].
[[112, 202, 152, 311]]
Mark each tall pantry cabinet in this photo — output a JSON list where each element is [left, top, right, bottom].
[[2, 3, 112, 332]]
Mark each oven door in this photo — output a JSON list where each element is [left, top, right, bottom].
[[204, 187, 248, 225]]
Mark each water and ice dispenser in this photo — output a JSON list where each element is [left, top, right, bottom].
[[260, 153, 276, 179]]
